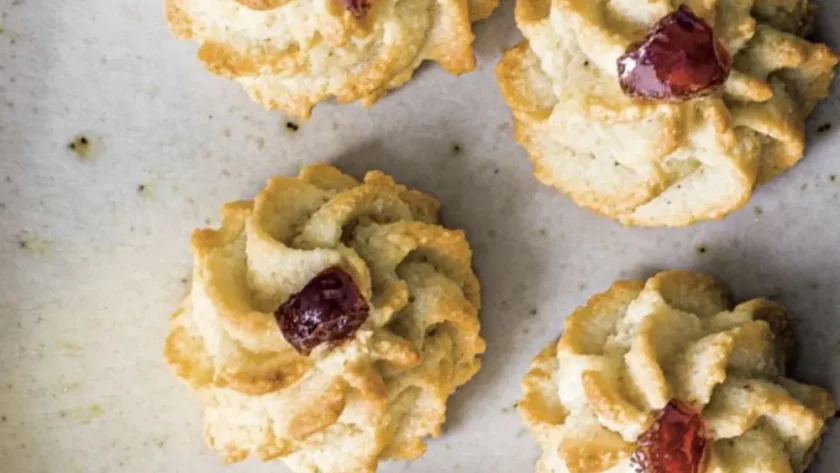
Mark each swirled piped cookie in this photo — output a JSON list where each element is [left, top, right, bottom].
[[165, 0, 498, 119], [519, 271, 836, 473], [164, 164, 484, 473], [496, 0, 838, 226]]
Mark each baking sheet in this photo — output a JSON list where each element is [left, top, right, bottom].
[[1, 1, 838, 472]]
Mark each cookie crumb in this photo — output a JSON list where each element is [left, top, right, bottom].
[[67, 135, 93, 159], [59, 404, 103, 424], [137, 184, 153, 200], [285, 121, 300, 132], [452, 144, 462, 154], [753, 206, 763, 216], [696, 245, 708, 255], [817, 123, 832, 133], [18, 235, 52, 255]]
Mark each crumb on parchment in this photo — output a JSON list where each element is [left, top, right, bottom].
[[67, 135, 93, 159]]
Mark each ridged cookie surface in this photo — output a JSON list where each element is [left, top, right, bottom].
[[496, 0, 838, 226], [165, 0, 498, 118], [164, 164, 484, 473], [519, 271, 835, 473]]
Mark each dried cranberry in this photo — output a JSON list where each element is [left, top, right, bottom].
[[617, 6, 730, 101], [275, 267, 369, 355], [631, 400, 707, 473], [341, 0, 372, 18]]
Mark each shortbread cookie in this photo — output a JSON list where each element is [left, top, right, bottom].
[[496, 0, 838, 226], [165, 0, 498, 119], [519, 271, 836, 473], [164, 164, 484, 473]]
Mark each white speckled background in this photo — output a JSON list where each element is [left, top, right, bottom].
[[0, 0, 838, 472]]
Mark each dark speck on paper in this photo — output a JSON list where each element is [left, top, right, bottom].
[[286, 121, 299, 132], [17, 235, 52, 255], [137, 184, 153, 200], [68, 135, 93, 159], [817, 123, 832, 133]]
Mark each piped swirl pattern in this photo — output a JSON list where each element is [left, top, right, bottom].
[[496, 0, 838, 226], [519, 271, 835, 473], [165, 164, 484, 473], [165, 0, 498, 118]]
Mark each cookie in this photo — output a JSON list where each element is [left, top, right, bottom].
[[496, 0, 838, 226], [165, 0, 498, 119], [519, 271, 835, 473], [164, 164, 484, 472]]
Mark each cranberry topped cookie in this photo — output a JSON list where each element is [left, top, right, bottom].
[[165, 0, 498, 119], [519, 271, 835, 473], [496, 1, 838, 226], [164, 164, 484, 473]]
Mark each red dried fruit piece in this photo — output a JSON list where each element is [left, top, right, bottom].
[[617, 6, 730, 102], [631, 400, 708, 473], [275, 267, 370, 355], [341, 0, 372, 18]]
